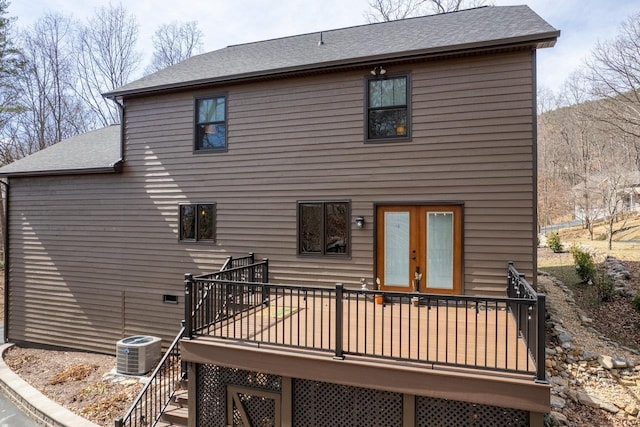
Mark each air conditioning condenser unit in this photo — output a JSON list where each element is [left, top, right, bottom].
[[116, 335, 162, 375]]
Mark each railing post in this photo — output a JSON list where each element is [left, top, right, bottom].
[[507, 261, 514, 296], [517, 273, 526, 299], [261, 258, 270, 304], [184, 273, 193, 339], [249, 252, 254, 264], [334, 283, 344, 360], [536, 293, 548, 384], [180, 320, 188, 380], [114, 418, 123, 427]]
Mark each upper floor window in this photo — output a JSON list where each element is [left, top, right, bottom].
[[366, 75, 410, 141], [195, 96, 226, 152], [298, 201, 350, 257], [180, 203, 216, 242]]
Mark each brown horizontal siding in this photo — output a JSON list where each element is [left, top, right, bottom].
[[7, 51, 536, 352]]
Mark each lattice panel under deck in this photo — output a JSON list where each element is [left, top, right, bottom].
[[416, 395, 529, 426], [231, 392, 276, 427], [293, 378, 403, 426], [197, 364, 281, 427]]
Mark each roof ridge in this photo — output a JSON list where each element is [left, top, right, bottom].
[[225, 5, 496, 49], [105, 5, 558, 99]]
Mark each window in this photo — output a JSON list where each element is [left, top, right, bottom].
[[366, 75, 410, 141], [179, 203, 215, 242], [195, 96, 227, 151], [298, 201, 350, 256]]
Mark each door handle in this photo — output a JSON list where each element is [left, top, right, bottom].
[[414, 266, 422, 291]]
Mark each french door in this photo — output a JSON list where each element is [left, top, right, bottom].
[[376, 205, 462, 294]]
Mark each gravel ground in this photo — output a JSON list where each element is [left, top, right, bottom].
[[3, 346, 143, 426]]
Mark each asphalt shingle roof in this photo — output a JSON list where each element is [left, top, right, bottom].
[[0, 125, 121, 177], [2, 6, 558, 178], [105, 5, 559, 98]]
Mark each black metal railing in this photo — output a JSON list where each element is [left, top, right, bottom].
[[197, 252, 256, 280], [185, 258, 269, 338], [185, 263, 546, 382], [507, 261, 547, 383], [114, 327, 186, 427]]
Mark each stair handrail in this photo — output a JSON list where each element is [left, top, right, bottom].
[[114, 326, 186, 427]]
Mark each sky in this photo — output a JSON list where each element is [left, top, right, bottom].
[[7, 0, 640, 94]]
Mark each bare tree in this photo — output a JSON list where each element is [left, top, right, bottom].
[[0, 0, 23, 135], [365, 0, 491, 22], [596, 169, 631, 250], [538, 74, 605, 237], [427, 0, 490, 14], [537, 86, 575, 228], [0, 13, 87, 164], [588, 124, 637, 250], [538, 10, 640, 236], [146, 21, 203, 74], [585, 11, 640, 141], [73, 3, 140, 127]]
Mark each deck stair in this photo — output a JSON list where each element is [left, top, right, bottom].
[[157, 380, 189, 426]]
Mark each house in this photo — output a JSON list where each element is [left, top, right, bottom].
[[572, 172, 640, 223], [0, 5, 559, 426]]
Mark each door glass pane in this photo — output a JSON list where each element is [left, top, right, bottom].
[[426, 212, 454, 289], [384, 212, 410, 287]]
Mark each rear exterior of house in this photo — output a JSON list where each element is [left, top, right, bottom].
[[0, 6, 558, 426]]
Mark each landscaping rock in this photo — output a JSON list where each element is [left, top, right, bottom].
[[600, 401, 621, 414], [620, 378, 636, 386], [538, 258, 640, 426], [577, 392, 602, 408], [598, 355, 615, 370], [550, 376, 568, 387], [549, 411, 568, 425], [613, 357, 628, 369], [551, 395, 566, 409]]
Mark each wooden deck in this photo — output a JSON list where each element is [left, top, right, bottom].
[[202, 292, 536, 375]]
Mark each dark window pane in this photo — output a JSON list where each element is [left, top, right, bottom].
[[180, 205, 195, 240], [369, 80, 382, 108], [198, 97, 225, 123], [300, 204, 322, 253], [393, 78, 407, 105], [198, 204, 214, 240], [368, 77, 406, 108], [325, 203, 348, 254], [368, 109, 407, 138], [198, 123, 226, 149], [196, 96, 226, 151]]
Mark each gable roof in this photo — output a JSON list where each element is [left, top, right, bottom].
[[105, 5, 559, 99], [0, 125, 122, 178]]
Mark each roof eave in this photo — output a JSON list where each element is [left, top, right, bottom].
[[0, 159, 123, 178], [104, 31, 560, 99]]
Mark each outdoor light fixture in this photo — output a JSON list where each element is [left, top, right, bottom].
[[370, 65, 386, 77], [355, 216, 365, 228]]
